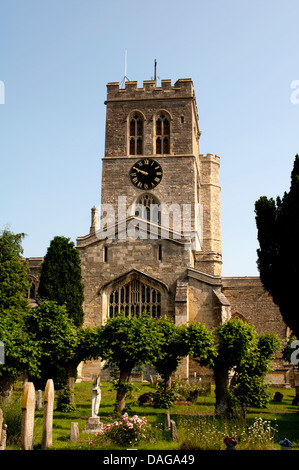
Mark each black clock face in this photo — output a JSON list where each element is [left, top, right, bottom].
[[129, 158, 163, 190]]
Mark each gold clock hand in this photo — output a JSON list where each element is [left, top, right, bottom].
[[133, 167, 148, 175]]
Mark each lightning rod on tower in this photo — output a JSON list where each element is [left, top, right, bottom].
[[121, 49, 129, 88]]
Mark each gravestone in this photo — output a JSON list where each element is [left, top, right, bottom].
[[273, 391, 283, 402], [36, 390, 43, 410], [20, 382, 36, 450], [164, 410, 171, 430], [138, 392, 153, 405], [170, 419, 178, 441], [42, 379, 54, 449], [0, 424, 7, 450], [0, 341, 4, 364], [70, 422, 79, 442], [0, 409, 3, 450]]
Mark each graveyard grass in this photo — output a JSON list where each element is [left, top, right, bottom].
[[4, 381, 299, 450]]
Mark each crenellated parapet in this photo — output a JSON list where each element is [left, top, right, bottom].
[[106, 78, 195, 103]]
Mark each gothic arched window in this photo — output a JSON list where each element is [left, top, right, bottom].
[[232, 312, 248, 323], [109, 279, 162, 319], [135, 194, 161, 224], [129, 114, 143, 155], [28, 277, 38, 300], [156, 114, 170, 154]]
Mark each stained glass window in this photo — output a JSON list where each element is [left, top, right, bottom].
[[108, 279, 162, 318]]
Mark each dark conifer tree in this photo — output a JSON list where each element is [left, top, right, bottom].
[[38, 236, 84, 327], [255, 154, 299, 338]]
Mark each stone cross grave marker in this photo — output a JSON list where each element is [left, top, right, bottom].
[[84, 376, 103, 434], [42, 379, 54, 449], [20, 382, 36, 450]]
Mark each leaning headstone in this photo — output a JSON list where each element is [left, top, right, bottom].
[[42, 379, 54, 449], [0, 424, 7, 450], [164, 410, 171, 430], [36, 390, 43, 410], [20, 382, 36, 450], [70, 422, 79, 442], [170, 419, 178, 441]]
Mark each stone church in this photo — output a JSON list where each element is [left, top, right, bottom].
[[28, 77, 291, 386]]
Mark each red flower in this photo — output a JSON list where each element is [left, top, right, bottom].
[[224, 436, 237, 446]]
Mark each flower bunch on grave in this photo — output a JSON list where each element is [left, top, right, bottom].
[[96, 413, 147, 446], [279, 438, 292, 448], [223, 436, 237, 447]]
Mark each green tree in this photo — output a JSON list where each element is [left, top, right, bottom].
[[0, 228, 29, 310], [25, 299, 79, 390], [151, 319, 188, 396], [230, 332, 280, 416], [0, 229, 40, 400], [25, 300, 102, 405], [38, 236, 84, 327], [255, 155, 299, 338], [212, 318, 257, 414], [211, 319, 280, 415], [0, 308, 41, 401], [152, 319, 216, 396], [98, 313, 163, 413]]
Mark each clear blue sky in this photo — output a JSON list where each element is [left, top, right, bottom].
[[1, 0, 299, 276]]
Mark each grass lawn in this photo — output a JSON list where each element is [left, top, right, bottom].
[[3, 381, 299, 450]]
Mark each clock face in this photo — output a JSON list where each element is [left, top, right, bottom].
[[129, 158, 163, 190]]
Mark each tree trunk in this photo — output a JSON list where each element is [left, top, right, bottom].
[[0, 377, 14, 403], [115, 369, 131, 413], [214, 364, 229, 415], [67, 361, 77, 404]]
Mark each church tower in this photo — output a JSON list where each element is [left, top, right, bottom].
[[76, 77, 228, 380], [100, 78, 222, 277]]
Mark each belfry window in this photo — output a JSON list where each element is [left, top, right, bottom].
[[129, 114, 143, 155], [109, 279, 162, 319], [135, 194, 161, 224], [156, 114, 170, 154]]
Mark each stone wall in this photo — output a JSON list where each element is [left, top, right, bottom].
[[222, 276, 290, 387], [222, 277, 287, 338], [77, 232, 194, 327]]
